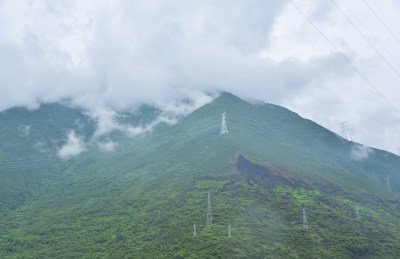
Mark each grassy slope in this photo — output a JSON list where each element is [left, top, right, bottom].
[[1, 93, 400, 258]]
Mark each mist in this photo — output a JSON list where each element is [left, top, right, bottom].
[[1, 0, 400, 153]]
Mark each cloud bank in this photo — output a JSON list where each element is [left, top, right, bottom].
[[0, 0, 288, 112]]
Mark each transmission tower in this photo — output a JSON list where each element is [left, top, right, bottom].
[[340, 121, 350, 141], [355, 205, 360, 221], [228, 223, 231, 238], [385, 175, 392, 192], [193, 222, 197, 237], [220, 112, 228, 135], [348, 126, 353, 141], [207, 192, 212, 225], [302, 208, 308, 229]]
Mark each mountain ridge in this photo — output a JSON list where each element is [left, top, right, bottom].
[[1, 92, 400, 257]]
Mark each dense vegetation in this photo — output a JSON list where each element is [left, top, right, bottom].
[[1, 93, 400, 258]]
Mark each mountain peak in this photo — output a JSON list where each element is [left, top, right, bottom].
[[215, 91, 248, 104]]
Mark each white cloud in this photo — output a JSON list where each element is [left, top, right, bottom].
[[97, 139, 116, 152], [57, 131, 86, 160], [34, 141, 47, 153], [350, 143, 374, 161], [76, 90, 213, 140], [1, 0, 400, 154], [18, 124, 31, 137], [0, 0, 286, 112]]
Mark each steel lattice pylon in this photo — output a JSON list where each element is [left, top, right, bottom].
[[207, 192, 212, 225], [303, 208, 308, 229], [220, 112, 228, 135], [385, 175, 392, 192], [355, 205, 360, 221]]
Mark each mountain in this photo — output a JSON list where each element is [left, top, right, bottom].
[[1, 92, 400, 258]]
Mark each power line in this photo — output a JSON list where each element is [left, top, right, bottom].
[[330, 0, 400, 79], [337, 0, 400, 69], [370, 0, 400, 38], [288, 0, 400, 116], [362, 0, 400, 48]]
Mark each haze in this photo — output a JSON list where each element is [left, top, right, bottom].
[[1, 0, 400, 153]]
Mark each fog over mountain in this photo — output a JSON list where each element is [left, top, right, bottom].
[[1, 0, 400, 153]]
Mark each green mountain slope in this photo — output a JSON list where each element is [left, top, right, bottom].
[[1, 92, 400, 258]]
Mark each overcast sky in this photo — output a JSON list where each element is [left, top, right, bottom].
[[1, 0, 400, 154]]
